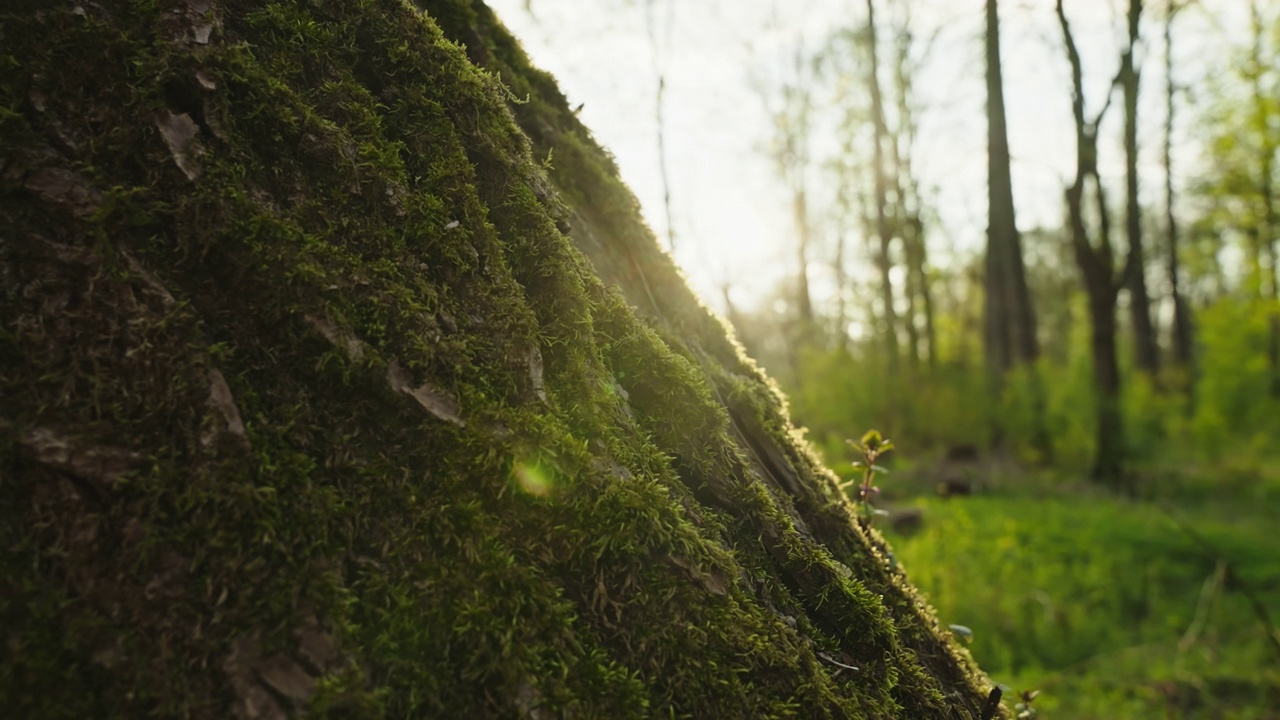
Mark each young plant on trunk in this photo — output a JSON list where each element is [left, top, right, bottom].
[[846, 429, 894, 524]]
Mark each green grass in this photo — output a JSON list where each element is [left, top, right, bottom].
[[883, 468, 1280, 718]]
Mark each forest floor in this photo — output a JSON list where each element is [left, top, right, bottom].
[[877, 456, 1280, 719]]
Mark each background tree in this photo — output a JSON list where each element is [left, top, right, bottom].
[[762, 44, 819, 370], [891, 10, 938, 369], [984, 0, 1038, 379], [1164, 0, 1194, 371], [866, 0, 900, 371], [985, 0, 1051, 460], [1247, 0, 1280, 396], [1121, 0, 1161, 377], [1056, 0, 1135, 485]]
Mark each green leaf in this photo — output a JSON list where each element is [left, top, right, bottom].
[[860, 429, 883, 450]]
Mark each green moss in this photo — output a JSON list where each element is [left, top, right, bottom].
[[1, 0, 998, 717]]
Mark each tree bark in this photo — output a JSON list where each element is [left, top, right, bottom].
[[1122, 0, 1160, 377], [1164, 1, 1194, 369], [833, 215, 849, 352], [1058, 0, 1131, 488], [892, 131, 922, 368], [987, 0, 1051, 458], [920, 230, 938, 369], [985, 0, 1039, 376], [1248, 0, 1280, 396], [985, 0, 1013, 377], [794, 184, 816, 329], [890, 23, 937, 370], [1090, 288, 1126, 481]]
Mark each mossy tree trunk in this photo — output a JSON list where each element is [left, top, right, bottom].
[[0, 1, 1000, 717]]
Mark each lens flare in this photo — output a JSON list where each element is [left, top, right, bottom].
[[513, 461, 555, 497]]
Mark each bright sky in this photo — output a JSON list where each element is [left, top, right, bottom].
[[486, 0, 1247, 314]]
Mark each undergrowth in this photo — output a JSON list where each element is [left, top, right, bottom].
[[887, 467, 1280, 719]]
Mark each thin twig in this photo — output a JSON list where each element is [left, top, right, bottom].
[[645, 0, 677, 254], [1158, 503, 1280, 661]]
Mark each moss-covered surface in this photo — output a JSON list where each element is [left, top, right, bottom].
[[0, 1, 999, 717]]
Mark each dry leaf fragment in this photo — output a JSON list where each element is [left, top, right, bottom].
[[387, 359, 465, 426], [528, 345, 547, 402], [19, 428, 141, 487], [204, 368, 247, 446], [121, 250, 178, 307], [304, 312, 366, 361], [24, 167, 102, 217], [255, 655, 316, 703], [155, 111, 203, 181]]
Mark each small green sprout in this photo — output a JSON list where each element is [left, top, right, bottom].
[[844, 429, 894, 524], [1014, 689, 1040, 719]]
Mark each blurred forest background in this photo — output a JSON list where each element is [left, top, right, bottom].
[[495, 0, 1279, 717]]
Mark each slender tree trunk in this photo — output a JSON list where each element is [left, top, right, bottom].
[[891, 136, 921, 368], [1164, 1, 1193, 369], [984, 246, 1011, 373], [1006, 218, 1038, 364], [1249, 0, 1280, 396], [645, 0, 676, 254], [866, 0, 898, 370], [890, 23, 936, 370], [985, 0, 1039, 372], [907, 216, 937, 368], [1122, 0, 1160, 377], [768, 48, 817, 339], [904, 242, 921, 368], [985, 0, 1013, 378], [1068, 173, 1129, 488], [833, 218, 849, 352], [1091, 290, 1126, 481], [919, 225, 938, 369], [987, 0, 1050, 458], [794, 186, 815, 328], [1264, 180, 1279, 398], [1058, 0, 1130, 487]]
